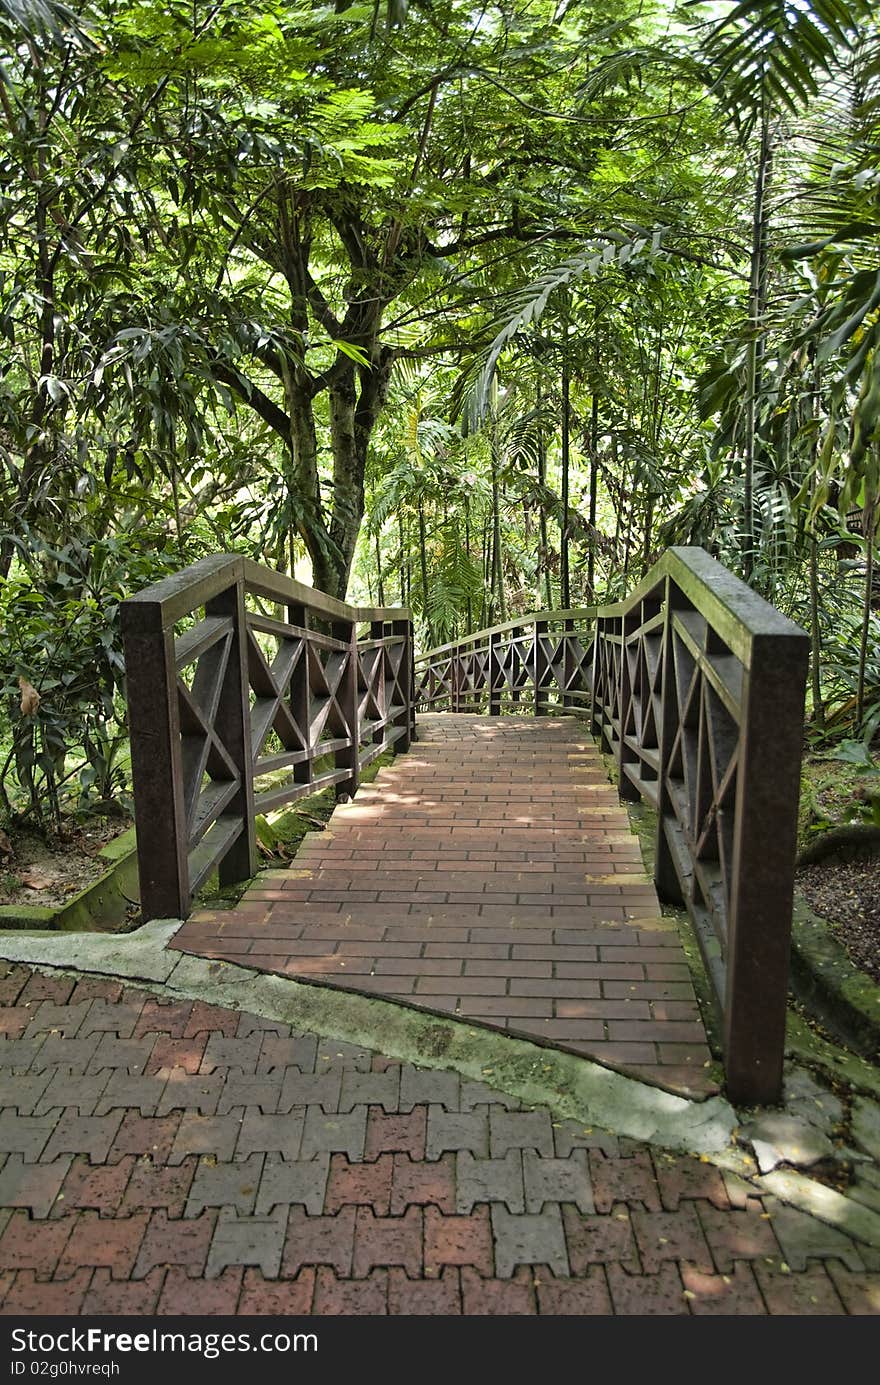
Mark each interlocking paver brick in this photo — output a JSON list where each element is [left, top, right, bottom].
[[133, 1209, 217, 1278], [536, 1267, 612, 1314], [589, 1149, 661, 1212], [201, 1035, 263, 1073], [282, 1207, 356, 1276], [606, 1262, 690, 1314], [0, 1111, 57, 1161], [391, 1153, 455, 1215], [0, 1074, 50, 1114], [37, 1072, 110, 1115], [0, 1040, 46, 1070], [523, 1150, 593, 1214], [460, 1265, 536, 1315], [95, 1072, 167, 1116], [122, 1158, 195, 1217], [353, 1206, 422, 1279], [56, 1211, 148, 1280], [326, 1154, 393, 1215], [109, 1113, 181, 1164], [490, 1109, 553, 1158], [21, 974, 74, 1005], [82, 1267, 166, 1315], [279, 1070, 342, 1114], [256, 1154, 330, 1216], [300, 1107, 366, 1161], [631, 1203, 714, 1274], [156, 1071, 224, 1116], [216, 1073, 282, 1114], [459, 1081, 519, 1112], [239, 1267, 315, 1314], [312, 1267, 387, 1314], [88, 1036, 155, 1073], [0, 1268, 91, 1315], [0, 965, 30, 1006], [53, 1155, 132, 1216], [80, 999, 143, 1038], [764, 1199, 866, 1272], [259, 1035, 317, 1073], [755, 1260, 845, 1314], [236, 1110, 304, 1161], [25, 1001, 91, 1037], [553, 1120, 619, 1159], [456, 1151, 524, 1214], [825, 1264, 880, 1315], [185, 1002, 239, 1038], [157, 1266, 243, 1316], [653, 1151, 730, 1210], [424, 1206, 493, 1273], [42, 1112, 123, 1164], [206, 1206, 287, 1279], [389, 1266, 461, 1315], [168, 1114, 240, 1165], [0, 1154, 70, 1218], [426, 1108, 488, 1160], [681, 1261, 767, 1314], [339, 1069, 400, 1113], [134, 999, 194, 1038], [399, 1066, 460, 1113], [365, 1109, 426, 1161], [696, 1203, 782, 1273], [491, 1204, 568, 1278], [563, 1204, 640, 1274], [186, 1154, 264, 1216], [0, 1210, 74, 1273]]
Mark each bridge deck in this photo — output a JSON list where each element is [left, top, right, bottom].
[[171, 715, 717, 1097]]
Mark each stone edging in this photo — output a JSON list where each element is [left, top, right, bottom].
[[789, 894, 880, 1058]]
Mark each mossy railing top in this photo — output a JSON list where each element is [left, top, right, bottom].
[[414, 547, 810, 1105]]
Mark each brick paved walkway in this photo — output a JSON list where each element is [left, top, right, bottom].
[[172, 716, 716, 1097], [0, 966, 877, 1315]]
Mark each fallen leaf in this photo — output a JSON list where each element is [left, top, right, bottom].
[[18, 677, 40, 717], [20, 869, 56, 890]]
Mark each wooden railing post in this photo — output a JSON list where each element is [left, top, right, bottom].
[[724, 631, 808, 1105], [206, 578, 257, 887], [653, 578, 685, 906], [289, 602, 311, 787], [120, 601, 190, 920], [392, 617, 413, 752], [371, 619, 387, 747], [488, 632, 501, 715], [617, 609, 641, 801], [534, 619, 548, 716], [334, 618, 360, 799]]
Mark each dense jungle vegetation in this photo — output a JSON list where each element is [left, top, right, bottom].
[[1, 0, 879, 839]]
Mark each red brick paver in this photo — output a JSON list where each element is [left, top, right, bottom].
[[172, 716, 715, 1095], [0, 964, 877, 1317]]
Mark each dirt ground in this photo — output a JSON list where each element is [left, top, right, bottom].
[[0, 816, 130, 909], [796, 854, 880, 984]]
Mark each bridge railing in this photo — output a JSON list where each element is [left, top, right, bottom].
[[121, 555, 414, 923], [415, 546, 809, 1104]]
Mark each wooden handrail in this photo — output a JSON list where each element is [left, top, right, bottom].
[[413, 546, 810, 1104], [121, 555, 415, 924]]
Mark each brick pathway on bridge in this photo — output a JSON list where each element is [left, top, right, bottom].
[[173, 716, 716, 1097], [0, 966, 877, 1316]]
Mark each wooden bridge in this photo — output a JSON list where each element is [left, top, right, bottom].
[[121, 547, 809, 1106]]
